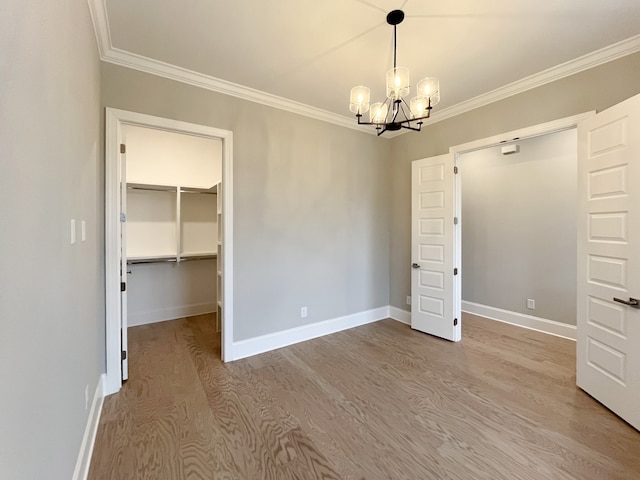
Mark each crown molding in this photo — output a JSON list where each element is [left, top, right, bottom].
[[103, 46, 362, 133], [87, 0, 112, 56], [88, 0, 640, 138], [87, 0, 363, 133], [420, 34, 640, 130]]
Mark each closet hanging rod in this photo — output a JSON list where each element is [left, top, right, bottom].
[[127, 257, 178, 265], [127, 185, 176, 192]]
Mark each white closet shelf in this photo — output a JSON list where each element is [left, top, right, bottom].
[[180, 252, 217, 259], [127, 183, 217, 194], [128, 253, 217, 265], [180, 185, 217, 194]]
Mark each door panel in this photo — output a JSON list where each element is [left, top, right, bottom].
[[411, 154, 460, 341], [577, 93, 640, 431]]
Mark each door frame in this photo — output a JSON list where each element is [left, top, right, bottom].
[[104, 108, 234, 395], [441, 111, 594, 336]]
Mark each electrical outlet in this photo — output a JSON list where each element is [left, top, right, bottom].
[[85, 384, 90, 410], [406, 296, 411, 305], [527, 298, 535, 310], [301, 306, 307, 318]]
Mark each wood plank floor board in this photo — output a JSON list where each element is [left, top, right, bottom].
[[88, 313, 640, 479]]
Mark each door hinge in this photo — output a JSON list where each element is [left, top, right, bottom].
[[120, 282, 126, 292], [454, 165, 458, 174], [121, 350, 127, 361], [454, 216, 458, 225], [120, 143, 126, 154], [120, 212, 126, 222], [454, 267, 458, 275], [454, 318, 458, 326]]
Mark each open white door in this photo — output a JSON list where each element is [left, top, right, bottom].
[[577, 93, 640, 431], [411, 154, 461, 341], [119, 144, 129, 381]]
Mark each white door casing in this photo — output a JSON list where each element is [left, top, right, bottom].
[[120, 147, 129, 381], [105, 108, 234, 396], [577, 93, 640, 431], [411, 154, 461, 341]]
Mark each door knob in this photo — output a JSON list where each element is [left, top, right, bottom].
[[613, 297, 640, 308], [412, 263, 420, 269]]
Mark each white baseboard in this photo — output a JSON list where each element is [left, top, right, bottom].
[[231, 306, 390, 361], [72, 373, 105, 480], [462, 301, 577, 340], [389, 306, 411, 325], [128, 302, 216, 327]]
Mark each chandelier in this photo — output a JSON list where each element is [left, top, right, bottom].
[[349, 10, 440, 136]]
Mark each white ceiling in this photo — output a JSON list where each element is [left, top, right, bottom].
[[93, 0, 640, 131]]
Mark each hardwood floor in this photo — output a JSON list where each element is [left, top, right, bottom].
[[88, 313, 640, 479]]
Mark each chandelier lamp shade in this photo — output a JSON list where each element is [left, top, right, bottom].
[[349, 10, 440, 136]]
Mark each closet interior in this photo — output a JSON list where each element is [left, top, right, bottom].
[[123, 124, 223, 333]]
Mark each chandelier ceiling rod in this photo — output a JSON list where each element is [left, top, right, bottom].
[[388, 9, 403, 71]]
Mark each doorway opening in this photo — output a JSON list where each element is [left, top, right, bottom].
[[450, 112, 594, 339], [459, 129, 578, 334], [410, 112, 593, 341], [104, 108, 234, 395]]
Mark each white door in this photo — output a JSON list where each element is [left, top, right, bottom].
[[411, 154, 461, 341], [120, 145, 129, 381], [577, 93, 640, 431]]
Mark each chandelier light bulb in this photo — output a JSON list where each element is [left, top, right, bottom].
[[410, 97, 426, 118], [417, 77, 440, 106], [349, 86, 371, 114], [370, 103, 388, 123], [386, 67, 410, 99]]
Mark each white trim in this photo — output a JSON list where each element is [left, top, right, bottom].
[[104, 109, 122, 395], [449, 112, 595, 156], [221, 128, 234, 362], [86, 0, 111, 56], [106, 47, 361, 133], [128, 302, 216, 327], [389, 306, 411, 325], [72, 374, 105, 480], [104, 108, 234, 394], [422, 35, 640, 130], [462, 301, 577, 341], [86, 0, 640, 136], [230, 307, 389, 361]]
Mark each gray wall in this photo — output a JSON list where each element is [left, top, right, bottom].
[[101, 64, 391, 341], [460, 130, 577, 324], [389, 51, 640, 315], [0, 1, 104, 479]]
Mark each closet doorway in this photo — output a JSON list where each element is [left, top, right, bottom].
[[410, 113, 591, 341], [104, 109, 234, 396], [459, 128, 578, 334]]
